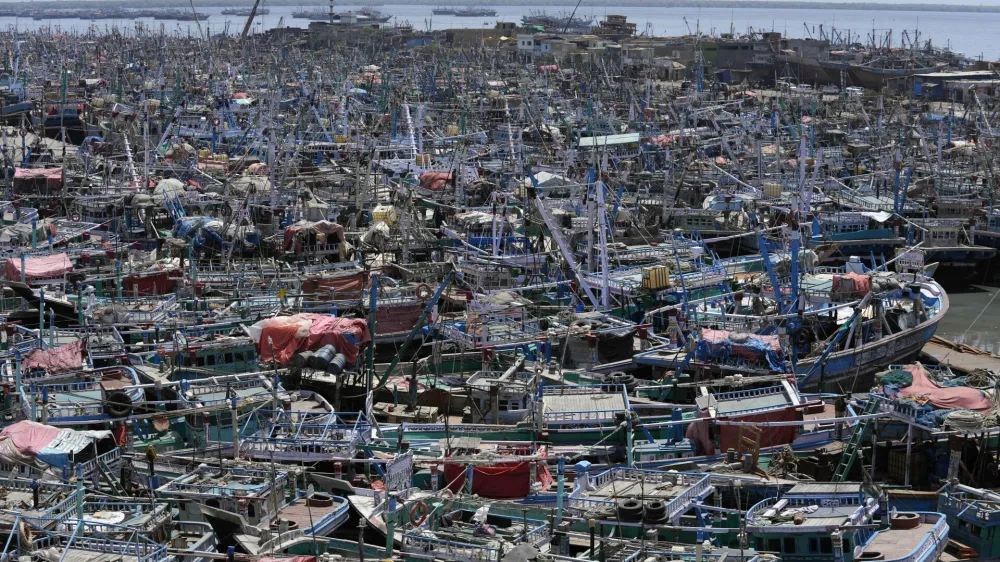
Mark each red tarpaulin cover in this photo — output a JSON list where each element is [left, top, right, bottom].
[[4, 253, 73, 282], [0, 421, 60, 456], [23, 339, 87, 373], [254, 314, 370, 366], [685, 404, 804, 455], [282, 220, 345, 251], [302, 273, 366, 300], [717, 406, 802, 452], [897, 364, 993, 412], [419, 171, 452, 191], [444, 451, 553, 499]]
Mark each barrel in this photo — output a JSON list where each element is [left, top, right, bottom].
[[291, 351, 313, 369], [308, 344, 337, 370], [326, 353, 347, 375]]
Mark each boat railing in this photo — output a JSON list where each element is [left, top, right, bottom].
[[939, 494, 1000, 522], [617, 548, 761, 562], [57, 500, 169, 533], [15, 483, 80, 525], [20, 390, 105, 422], [162, 474, 283, 497], [667, 475, 713, 517], [241, 435, 359, 460], [745, 496, 778, 524], [714, 384, 784, 402], [29, 524, 166, 562], [76, 447, 122, 479], [672, 266, 729, 289], [870, 393, 923, 423], [544, 409, 620, 424], [590, 467, 701, 489], [256, 528, 307, 553], [402, 532, 501, 562], [520, 522, 550, 546], [440, 316, 557, 351], [390, 423, 518, 435]]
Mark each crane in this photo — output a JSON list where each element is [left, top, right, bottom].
[[241, 0, 264, 39], [562, 0, 584, 33], [189, 0, 204, 40]]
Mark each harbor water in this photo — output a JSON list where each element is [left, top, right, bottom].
[[1, 4, 998, 59]]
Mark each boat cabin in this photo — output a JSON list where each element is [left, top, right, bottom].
[[747, 482, 948, 562]]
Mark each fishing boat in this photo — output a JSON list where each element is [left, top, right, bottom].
[[747, 482, 948, 562]]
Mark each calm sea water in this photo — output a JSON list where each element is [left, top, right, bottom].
[[6, 4, 999, 60], [935, 281, 1000, 352]]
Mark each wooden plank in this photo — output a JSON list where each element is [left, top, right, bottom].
[[920, 338, 1000, 375]]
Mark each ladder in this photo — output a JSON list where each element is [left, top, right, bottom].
[[98, 458, 127, 496], [832, 398, 879, 482]]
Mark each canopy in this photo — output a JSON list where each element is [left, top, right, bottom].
[[3, 253, 73, 282], [23, 339, 87, 373], [0, 421, 111, 469], [282, 220, 345, 250], [419, 171, 452, 191]]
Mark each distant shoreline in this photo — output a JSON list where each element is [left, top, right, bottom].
[[13, 0, 1000, 15]]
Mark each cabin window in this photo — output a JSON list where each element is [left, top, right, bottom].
[[808, 538, 818, 553], [248, 350, 255, 360], [197, 355, 206, 367], [225, 353, 233, 363], [755, 538, 764, 551], [820, 537, 833, 553], [971, 523, 983, 537], [247, 503, 256, 519], [843, 537, 851, 553], [206, 498, 220, 509], [783, 538, 795, 553], [235, 352, 245, 362], [767, 539, 780, 552], [206, 355, 216, 366]]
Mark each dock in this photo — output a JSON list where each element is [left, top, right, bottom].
[[920, 336, 1000, 375]]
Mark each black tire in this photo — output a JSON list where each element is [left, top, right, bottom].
[[644, 500, 667, 521], [617, 498, 643, 522], [104, 390, 133, 419]]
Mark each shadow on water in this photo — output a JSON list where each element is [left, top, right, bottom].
[[933, 276, 1000, 354]]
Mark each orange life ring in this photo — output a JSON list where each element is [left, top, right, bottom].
[[416, 283, 432, 301], [409, 501, 429, 526], [71, 212, 81, 223]]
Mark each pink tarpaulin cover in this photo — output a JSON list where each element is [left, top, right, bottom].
[[254, 314, 371, 366], [685, 409, 715, 456], [3, 253, 73, 282], [419, 171, 452, 191], [23, 339, 87, 373], [14, 168, 62, 180], [0, 421, 59, 456], [897, 364, 993, 412]]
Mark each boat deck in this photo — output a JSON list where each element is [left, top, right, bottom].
[[716, 393, 789, 415], [56, 551, 139, 562], [862, 523, 937, 559], [588, 477, 693, 501], [256, 497, 343, 533]]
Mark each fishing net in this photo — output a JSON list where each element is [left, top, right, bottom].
[[878, 369, 913, 388], [943, 409, 986, 432]]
